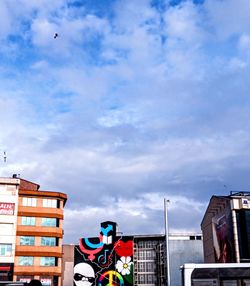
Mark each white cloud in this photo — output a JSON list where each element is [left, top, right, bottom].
[[31, 19, 59, 47], [113, 0, 157, 32], [227, 57, 247, 71], [0, 2, 12, 39], [63, 193, 205, 243], [164, 1, 205, 46], [238, 33, 250, 60], [238, 33, 250, 50], [204, 0, 250, 40], [31, 60, 49, 70], [1, 0, 250, 243]]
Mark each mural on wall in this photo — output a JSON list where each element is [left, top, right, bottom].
[[212, 206, 235, 263], [74, 221, 133, 286]]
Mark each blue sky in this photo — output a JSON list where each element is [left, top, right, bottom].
[[1, 0, 250, 243]]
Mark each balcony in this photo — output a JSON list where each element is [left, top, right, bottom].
[[16, 226, 63, 238], [15, 245, 62, 257], [18, 206, 64, 219], [14, 265, 62, 276]]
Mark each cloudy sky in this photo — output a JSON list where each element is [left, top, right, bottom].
[[1, 0, 250, 243]]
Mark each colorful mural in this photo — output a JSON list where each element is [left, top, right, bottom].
[[74, 221, 133, 286], [212, 207, 235, 263]]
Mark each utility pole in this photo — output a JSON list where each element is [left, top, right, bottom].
[[164, 199, 170, 286]]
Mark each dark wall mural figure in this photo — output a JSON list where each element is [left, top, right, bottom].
[[74, 221, 133, 286], [212, 208, 235, 263]]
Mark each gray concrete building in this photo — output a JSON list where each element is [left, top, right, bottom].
[[169, 234, 203, 286]]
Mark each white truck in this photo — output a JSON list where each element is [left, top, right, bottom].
[[181, 263, 250, 286]]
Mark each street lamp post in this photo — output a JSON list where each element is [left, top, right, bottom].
[[164, 198, 170, 286]]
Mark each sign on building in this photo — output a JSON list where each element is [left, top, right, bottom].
[[0, 202, 15, 215]]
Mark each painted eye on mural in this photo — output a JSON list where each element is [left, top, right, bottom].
[[74, 273, 95, 283]]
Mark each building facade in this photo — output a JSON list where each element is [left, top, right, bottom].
[[133, 235, 166, 286], [201, 192, 250, 263], [133, 234, 203, 286], [169, 234, 203, 286], [0, 175, 67, 286], [0, 177, 19, 281], [62, 222, 203, 286]]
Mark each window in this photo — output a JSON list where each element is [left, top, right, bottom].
[[0, 244, 12, 256], [138, 274, 145, 284], [146, 250, 155, 259], [21, 217, 36, 226], [20, 236, 35, 246], [138, 251, 144, 260], [22, 197, 36, 207], [41, 218, 57, 227], [19, 256, 34, 266], [138, 262, 145, 272], [147, 274, 155, 284], [0, 223, 13, 234], [40, 257, 56, 266], [146, 262, 155, 272], [43, 199, 57, 208], [138, 241, 146, 248], [138, 240, 157, 249], [41, 237, 56, 246], [237, 210, 250, 260]]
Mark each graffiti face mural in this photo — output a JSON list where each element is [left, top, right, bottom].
[[74, 221, 133, 286], [74, 263, 95, 286]]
